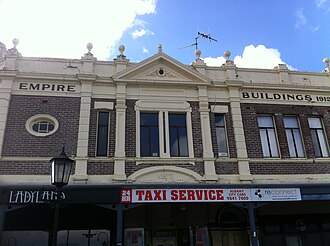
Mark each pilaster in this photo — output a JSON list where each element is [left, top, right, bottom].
[[73, 74, 97, 182], [227, 82, 253, 182], [0, 71, 17, 157], [114, 83, 127, 180], [198, 86, 218, 181]]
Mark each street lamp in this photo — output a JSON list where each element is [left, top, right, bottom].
[[50, 147, 74, 246]]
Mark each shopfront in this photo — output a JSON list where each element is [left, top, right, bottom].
[[1, 184, 330, 246]]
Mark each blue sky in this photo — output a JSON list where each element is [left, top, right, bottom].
[[1, 0, 329, 72]]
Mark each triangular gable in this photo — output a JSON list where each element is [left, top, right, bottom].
[[113, 51, 211, 85]]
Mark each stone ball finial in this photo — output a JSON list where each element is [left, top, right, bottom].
[[118, 45, 125, 55], [195, 49, 201, 59], [12, 38, 19, 48], [224, 50, 231, 60], [158, 44, 163, 52], [323, 57, 329, 65], [86, 43, 93, 52]]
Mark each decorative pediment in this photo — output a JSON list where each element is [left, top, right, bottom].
[[113, 51, 211, 85]]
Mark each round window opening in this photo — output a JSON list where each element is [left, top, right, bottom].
[[158, 68, 165, 76], [26, 114, 59, 137]]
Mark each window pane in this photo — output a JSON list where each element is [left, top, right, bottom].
[[96, 112, 109, 156], [178, 128, 188, 157], [170, 128, 179, 156], [286, 130, 296, 157], [140, 127, 150, 157], [293, 130, 305, 157], [169, 114, 186, 126], [258, 116, 273, 127], [215, 114, 225, 126], [317, 130, 329, 157], [308, 117, 322, 128], [140, 113, 159, 157], [216, 127, 228, 155], [311, 130, 322, 157], [150, 127, 159, 156], [268, 129, 279, 157], [260, 129, 270, 157], [284, 116, 298, 128], [169, 114, 188, 157], [141, 113, 158, 126]]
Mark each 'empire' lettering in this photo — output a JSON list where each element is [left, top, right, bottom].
[[19, 83, 76, 92]]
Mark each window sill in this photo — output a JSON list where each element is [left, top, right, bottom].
[[135, 157, 196, 165]]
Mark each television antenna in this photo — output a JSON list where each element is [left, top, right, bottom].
[[179, 32, 218, 50]]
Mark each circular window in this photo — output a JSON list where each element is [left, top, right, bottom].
[[26, 114, 59, 137], [158, 67, 165, 76]]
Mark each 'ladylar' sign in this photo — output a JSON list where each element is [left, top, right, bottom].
[[121, 188, 301, 203]]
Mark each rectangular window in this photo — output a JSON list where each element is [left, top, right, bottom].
[[215, 114, 228, 156], [258, 115, 279, 157], [140, 112, 159, 157], [169, 113, 188, 157], [96, 111, 109, 156], [308, 117, 329, 157], [284, 116, 304, 157]]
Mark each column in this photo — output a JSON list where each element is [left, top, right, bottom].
[[74, 75, 97, 182], [228, 84, 253, 182], [114, 84, 127, 180], [0, 73, 16, 157], [198, 86, 218, 181]]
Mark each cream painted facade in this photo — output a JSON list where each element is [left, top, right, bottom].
[[1, 41, 330, 246], [0, 42, 330, 185]]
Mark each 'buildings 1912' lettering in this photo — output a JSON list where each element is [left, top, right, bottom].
[[19, 82, 76, 92], [242, 92, 313, 101]]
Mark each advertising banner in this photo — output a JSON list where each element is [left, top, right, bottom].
[[121, 188, 301, 203]]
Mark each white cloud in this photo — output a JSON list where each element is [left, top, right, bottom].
[[204, 44, 294, 70], [0, 0, 157, 60], [315, 0, 328, 8], [131, 29, 154, 39], [313, 25, 320, 32], [295, 9, 307, 29], [142, 47, 149, 54]]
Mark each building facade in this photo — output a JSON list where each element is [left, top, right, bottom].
[[1, 40, 330, 246]]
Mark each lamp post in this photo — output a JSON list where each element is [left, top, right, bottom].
[[50, 147, 74, 246]]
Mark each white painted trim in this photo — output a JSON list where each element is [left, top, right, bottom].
[[25, 114, 59, 137], [94, 101, 114, 110]]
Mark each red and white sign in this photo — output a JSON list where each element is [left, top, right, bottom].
[[121, 188, 301, 203], [121, 188, 251, 203]]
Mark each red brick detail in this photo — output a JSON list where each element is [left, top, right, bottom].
[[190, 101, 203, 158], [125, 100, 137, 157], [250, 161, 330, 175], [241, 103, 330, 159], [2, 95, 80, 157], [215, 162, 239, 174], [88, 98, 116, 157], [87, 161, 114, 175], [0, 160, 76, 175]]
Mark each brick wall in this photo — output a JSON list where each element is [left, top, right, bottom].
[[242, 103, 330, 175], [241, 103, 330, 159], [87, 161, 114, 175], [88, 98, 116, 157], [125, 100, 137, 157], [215, 162, 239, 174], [250, 161, 330, 175], [190, 101, 203, 158], [209, 103, 237, 158], [2, 95, 80, 157], [0, 160, 76, 175]]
